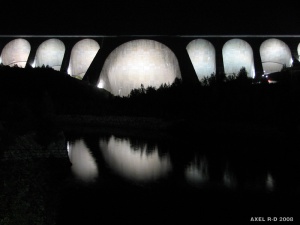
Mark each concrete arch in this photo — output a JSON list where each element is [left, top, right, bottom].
[[260, 38, 292, 74], [98, 39, 181, 97], [297, 43, 300, 61], [34, 38, 65, 71], [68, 39, 100, 79], [222, 39, 255, 78], [186, 39, 216, 81], [0, 38, 31, 68]]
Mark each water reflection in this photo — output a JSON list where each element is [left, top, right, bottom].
[[99, 135, 172, 183], [223, 164, 237, 189], [265, 172, 275, 191], [185, 156, 209, 186], [67, 139, 99, 182]]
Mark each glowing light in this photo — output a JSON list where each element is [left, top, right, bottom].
[[99, 135, 172, 183], [260, 38, 292, 74], [68, 39, 100, 79], [222, 39, 255, 78], [98, 39, 181, 97], [0, 38, 31, 68], [31, 60, 36, 68], [186, 39, 216, 81], [68, 139, 98, 182], [97, 79, 104, 88], [34, 38, 65, 71]]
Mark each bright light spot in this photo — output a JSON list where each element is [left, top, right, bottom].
[[67, 66, 71, 75], [31, 60, 36, 68], [97, 80, 104, 88]]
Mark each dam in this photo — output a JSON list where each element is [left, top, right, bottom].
[[0, 35, 299, 96]]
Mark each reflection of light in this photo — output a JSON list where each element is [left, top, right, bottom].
[[266, 172, 275, 191], [185, 156, 209, 186], [99, 39, 181, 96], [68, 139, 98, 182], [99, 135, 172, 182], [31, 60, 36, 68], [223, 166, 237, 189]]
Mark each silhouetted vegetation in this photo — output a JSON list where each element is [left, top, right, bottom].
[[0, 65, 300, 137], [1, 65, 300, 224]]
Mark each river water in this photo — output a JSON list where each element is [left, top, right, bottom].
[[55, 131, 300, 224]]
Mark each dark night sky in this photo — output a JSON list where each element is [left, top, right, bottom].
[[0, 0, 299, 36]]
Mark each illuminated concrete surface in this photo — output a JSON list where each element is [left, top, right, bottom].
[[98, 39, 181, 96], [222, 39, 255, 78], [34, 39, 65, 71], [0, 38, 31, 68], [0, 35, 299, 89], [68, 39, 100, 79], [260, 38, 292, 74], [186, 39, 216, 81]]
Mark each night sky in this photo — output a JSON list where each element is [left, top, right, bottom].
[[0, 0, 299, 35]]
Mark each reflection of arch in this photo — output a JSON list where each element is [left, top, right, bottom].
[[0, 38, 31, 68], [34, 39, 65, 71], [222, 39, 255, 78], [68, 39, 100, 79], [186, 39, 216, 81], [260, 38, 292, 74], [99, 135, 172, 182], [98, 39, 181, 97], [68, 139, 98, 182]]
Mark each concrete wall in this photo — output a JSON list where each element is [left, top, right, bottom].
[[34, 38, 65, 71], [0, 35, 300, 96]]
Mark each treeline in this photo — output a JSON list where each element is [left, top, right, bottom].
[[0, 65, 300, 136]]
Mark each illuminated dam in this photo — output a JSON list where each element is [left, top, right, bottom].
[[0, 35, 299, 96]]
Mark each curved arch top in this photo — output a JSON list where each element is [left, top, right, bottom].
[[222, 39, 255, 78], [34, 38, 65, 71], [297, 43, 300, 61], [68, 39, 100, 79], [0, 38, 31, 68], [260, 38, 292, 74], [98, 39, 181, 96], [186, 39, 216, 81]]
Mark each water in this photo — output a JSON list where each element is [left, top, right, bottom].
[[56, 132, 300, 224]]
